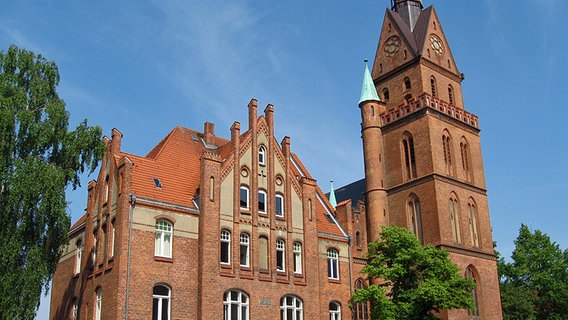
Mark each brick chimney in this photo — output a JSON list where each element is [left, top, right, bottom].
[[204, 122, 215, 146]]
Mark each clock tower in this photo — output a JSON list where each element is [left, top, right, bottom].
[[360, 1, 504, 318]]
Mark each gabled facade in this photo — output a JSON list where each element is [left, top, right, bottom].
[[50, 100, 358, 320]]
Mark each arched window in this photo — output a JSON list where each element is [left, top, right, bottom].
[[275, 194, 284, 217], [75, 240, 83, 275], [276, 239, 286, 272], [280, 295, 303, 320], [460, 138, 473, 182], [448, 85, 454, 105], [240, 233, 250, 267], [382, 88, 390, 102], [155, 220, 173, 258], [430, 76, 437, 97], [240, 185, 249, 210], [466, 267, 481, 318], [329, 302, 341, 320], [153, 285, 171, 320], [449, 194, 462, 244], [327, 249, 339, 280], [442, 130, 453, 176], [258, 189, 267, 214], [259, 236, 269, 271], [354, 279, 369, 319], [224, 290, 249, 320], [402, 133, 417, 179], [468, 200, 480, 247], [220, 229, 231, 264], [408, 196, 423, 244], [404, 77, 411, 90], [95, 287, 102, 320], [258, 145, 266, 165], [293, 242, 302, 274]]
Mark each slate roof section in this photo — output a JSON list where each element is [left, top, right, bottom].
[[333, 178, 366, 206]]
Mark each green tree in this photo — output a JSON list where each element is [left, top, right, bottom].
[[0, 44, 104, 319], [352, 226, 475, 320], [498, 224, 568, 320]]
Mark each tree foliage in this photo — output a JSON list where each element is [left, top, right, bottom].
[[0, 44, 104, 319], [498, 224, 568, 320], [352, 226, 474, 320]]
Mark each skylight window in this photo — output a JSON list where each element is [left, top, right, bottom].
[[153, 178, 163, 188]]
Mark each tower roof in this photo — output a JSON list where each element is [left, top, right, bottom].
[[392, 0, 424, 31], [359, 59, 380, 105]]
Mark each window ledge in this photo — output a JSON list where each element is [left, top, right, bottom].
[[239, 266, 251, 272], [328, 278, 341, 284], [154, 256, 173, 263], [275, 216, 285, 221], [220, 263, 232, 269]]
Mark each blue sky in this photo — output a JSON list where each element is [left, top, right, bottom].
[[2, 0, 567, 318]]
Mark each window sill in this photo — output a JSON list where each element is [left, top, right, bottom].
[[293, 272, 303, 278], [328, 278, 341, 284], [275, 216, 285, 221], [240, 209, 251, 215], [239, 266, 251, 272], [154, 256, 173, 263], [220, 263, 232, 269]]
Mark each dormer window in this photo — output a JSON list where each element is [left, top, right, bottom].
[[258, 145, 266, 165]]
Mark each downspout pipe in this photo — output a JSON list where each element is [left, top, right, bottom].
[[125, 194, 136, 320], [348, 235, 355, 320]]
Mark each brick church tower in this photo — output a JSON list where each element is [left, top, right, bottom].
[[359, 1, 503, 318]]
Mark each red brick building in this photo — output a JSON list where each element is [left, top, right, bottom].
[[50, 1, 502, 319]]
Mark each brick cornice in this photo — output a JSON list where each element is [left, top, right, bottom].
[[387, 174, 487, 196], [437, 244, 497, 261]]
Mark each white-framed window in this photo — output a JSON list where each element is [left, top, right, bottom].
[[75, 240, 82, 275], [329, 302, 341, 320], [275, 194, 284, 217], [258, 190, 267, 214], [155, 220, 173, 258], [72, 298, 78, 320], [354, 279, 369, 320], [95, 287, 102, 320], [152, 285, 171, 320], [258, 145, 266, 165], [293, 242, 302, 274], [240, 186, 249, 210], [276, 239, 285, 272], [240, 233, 250, 267], [224, 290, 249, 320], [327, 249, 339, 280], [280, 295, 303, 320], [221, 229, 231, 264]]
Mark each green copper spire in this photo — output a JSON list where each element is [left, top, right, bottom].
[[359, 59, 380, 105], [329, 180, 337, 209]]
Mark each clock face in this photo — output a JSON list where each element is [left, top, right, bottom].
[[384, 36, 401, 57], [429, 34, 444, 55]]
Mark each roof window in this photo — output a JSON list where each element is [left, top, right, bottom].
[[153, 178, 163, 188]]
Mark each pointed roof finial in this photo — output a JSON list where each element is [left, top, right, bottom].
[[329, 180, 337, 209], [359, 59, 380, 105]]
